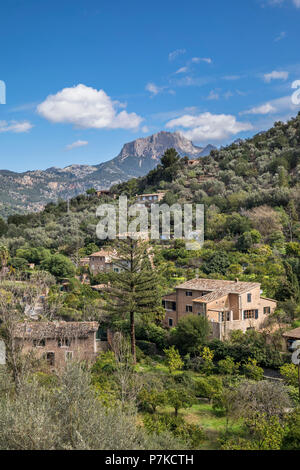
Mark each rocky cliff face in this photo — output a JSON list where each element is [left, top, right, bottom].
[[0, 131, 215, 217]]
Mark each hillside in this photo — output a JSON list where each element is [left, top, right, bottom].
[[1, 114, 299, 326], [0, 131, 214, 218], [113, 113, 300, 212]]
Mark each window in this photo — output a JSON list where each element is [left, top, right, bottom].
[[33, 339, 46, 347], [264, 306, 271, 315], [219, 312, 230, 322], [58, 338, 71, 348], [96, 327, 107, 341], [186, 291, 193, 297], [171, 302, 176, 311], [247, 293, 252, 302], [186, 305, 193, 313], [162, 300, 166, 308], [46, 352, 55, 366], [243, 309, 258, 320], [65, 351, 73, 361], [168, 318, 173, 327]]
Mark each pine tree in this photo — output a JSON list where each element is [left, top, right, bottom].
[[104, 238, 163, 364]]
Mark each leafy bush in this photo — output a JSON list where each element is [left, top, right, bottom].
[[143, 414, 205, 449]]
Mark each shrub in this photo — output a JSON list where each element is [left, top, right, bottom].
[[243, 358, 264, 381], [143, 414, 204, 449], [218, 356, 240, 375]]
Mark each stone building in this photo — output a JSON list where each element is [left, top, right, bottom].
[[88, 249, 116, 275], [162, 278, 277, 340], [282, 327, 300, 351], [11, 321, 106, 369], [135, 192, 165, 205]]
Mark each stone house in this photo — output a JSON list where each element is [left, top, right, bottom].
[[162, 278, 277, 340], [9, 321, 108, 369], [88, 249, 117, 275], [135, 192, 165, 205], [185, 159, 200, 167], [282, 327, 300, 351]]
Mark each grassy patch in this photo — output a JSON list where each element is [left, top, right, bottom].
[[153, 400, 243, 450]]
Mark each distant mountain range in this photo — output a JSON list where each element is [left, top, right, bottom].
[[0, 131, 215, 217]]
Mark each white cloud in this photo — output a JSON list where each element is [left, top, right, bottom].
[[241, 93, 300, 116], [264, 70, 289, 82], [191, 57, 212, 64], [275, 31, 286, 41], [241, 103, 277, 115], [175, 66, 188, 74], [207, 90, 220, 100], [0, 120, 33, 133], [66, 140, 88, 150], [268, 0, 300, 7], [37, 84, 143, 130], [166, 112, 253, 143], [145, 82, 161, 96], [168, 49, 186, 61]]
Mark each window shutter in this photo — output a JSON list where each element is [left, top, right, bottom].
[[255, 310, 258, 319]]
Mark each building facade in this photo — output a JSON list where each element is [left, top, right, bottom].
[[163, 278, 277, 340], [10, 321, 107, 369], [135, 192, 165, 205]]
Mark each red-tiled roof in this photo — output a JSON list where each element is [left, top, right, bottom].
[[193, 289, 229, 304], [176, 278, 260, 295], [89, 249, 114, 257], [282, 327, 300, 339]]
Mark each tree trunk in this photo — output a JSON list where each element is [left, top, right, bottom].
[[130, 311, 136, 364]]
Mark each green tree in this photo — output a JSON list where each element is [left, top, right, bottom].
[[167, 386, 195, 417], [161, 148, 180, 169], [170, 315, 210, 354], [164, 346, 184, 373], [218, 356, 240, 375], [282, 407, 300, 450], [280, 363, 298, 388], [0, 245, 9, 269], [104, 239, 162, 364], [0, 218, 8, 237], [41, 254, 76, 279], [243, 358, 264, 381], [200, 346, 215, 375]]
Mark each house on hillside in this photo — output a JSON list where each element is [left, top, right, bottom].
[[282, 327, 300, 351], [88, 249, 122, 275], [135, 192, 165, 205], [185, 159, 200, 167], [3, 321, 110, 369], [162, 278, 277, 340], [96, 190, 116, 199]]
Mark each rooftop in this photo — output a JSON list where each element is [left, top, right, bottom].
[[136, 192, 165, 197], [14, 321, 99, 339], [282, 327, 300, 339], [89, 249, 115, 258], [176, 278, 260, 296], [193, 289, 229, 304]]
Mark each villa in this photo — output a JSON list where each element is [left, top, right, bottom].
[[162, 278, 277, 340]]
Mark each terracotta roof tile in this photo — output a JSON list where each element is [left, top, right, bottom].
[[176, 278, 260, 295], [14, 321, 98, 339], [282, 327, 300, 339], [193, 289, 229, 303]]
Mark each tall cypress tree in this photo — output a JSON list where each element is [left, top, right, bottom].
[[104, 238, 162, 364]]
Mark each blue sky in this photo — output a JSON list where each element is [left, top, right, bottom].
[[0, 0, 300, 172]]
